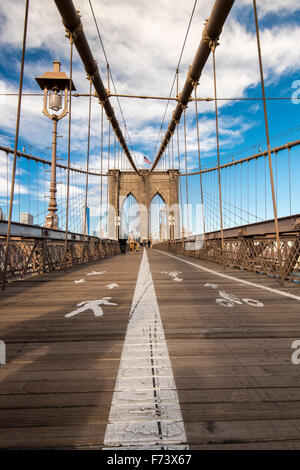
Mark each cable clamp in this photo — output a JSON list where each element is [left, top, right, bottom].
[[208, 38, 220, 52], [187, 66, 199, 88]]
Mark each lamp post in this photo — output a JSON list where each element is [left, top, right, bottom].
[[35, 61, 75, 229]]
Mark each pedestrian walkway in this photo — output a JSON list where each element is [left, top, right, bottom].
[[1, 248, 300, 449]]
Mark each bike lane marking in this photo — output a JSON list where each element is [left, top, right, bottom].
[[156, 250, 300, 302]]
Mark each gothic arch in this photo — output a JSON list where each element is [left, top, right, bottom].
[[120, 192, 140, 240], [149, 191, 166, 205], [148, 188, 169, 207], [149, 192, 167, 241]]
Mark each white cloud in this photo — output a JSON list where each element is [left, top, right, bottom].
[[0, 0, 299, 170], [239, 0, 300, 16]]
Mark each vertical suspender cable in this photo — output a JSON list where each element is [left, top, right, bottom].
[[275, 151, 278, 209], [234, 164, 237, 225], [229, 164, 231, 221], [36, 161, 38, 224], [240, 163, 242, 223], [100, 103, 104, 237], [106, 119, 111, 236], [255, 157, 257, 220], [247, 160, 249, 223], [264, 155, 266, 219], [194, 86, 206, 238], [114, 133, 116, 169], [83, 80, 92, 239], [63, 35, 73, 266], [183, 108, 189, 235], [176, 123, 184, 243], [253, 0, 283, 283], [2, 0, 29, 290], [172, 133, 174, 170], [43, 163, 46, 216], [288, 147, 291, 215], [6, 152, 8, 218], [18, 156, 21, 222], [211, 41, 225, 264], [28, 159, 30, 219]]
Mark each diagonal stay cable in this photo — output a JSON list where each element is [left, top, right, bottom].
[[151, 0, 198, 163], [88, 0, 139, 170]]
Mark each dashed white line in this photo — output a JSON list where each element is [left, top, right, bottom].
[[103, 249, 188, 450]]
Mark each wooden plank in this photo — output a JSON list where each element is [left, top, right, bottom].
[[1, 247, 300, 449]]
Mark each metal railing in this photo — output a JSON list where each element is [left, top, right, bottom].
[[0, 221, 120, 282], [155, 235, 300, 283]]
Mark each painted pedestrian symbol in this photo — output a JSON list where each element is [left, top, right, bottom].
[[65, 297, 117, 318], [105, 283, 119, 290]]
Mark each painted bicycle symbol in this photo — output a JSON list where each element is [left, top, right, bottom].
[[204, 283, 264, 308]]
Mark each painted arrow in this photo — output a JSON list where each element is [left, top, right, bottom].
[[74, 279, 86, 284], [105, 283, 119, 290]]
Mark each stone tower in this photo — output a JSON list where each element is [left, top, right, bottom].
[[107, 169, 180, 240]]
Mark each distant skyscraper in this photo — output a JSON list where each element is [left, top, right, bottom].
[[20, 212, 33, 225], [0, 207, 5, 221], [81, 206, 90, 235]]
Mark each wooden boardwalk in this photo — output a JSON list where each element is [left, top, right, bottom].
[[1, 248, 300, 449]]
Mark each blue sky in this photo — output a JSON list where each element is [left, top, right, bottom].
[[0, 0, 300, 234]]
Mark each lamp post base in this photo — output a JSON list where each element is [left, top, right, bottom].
[[45, 214, 59, 230]]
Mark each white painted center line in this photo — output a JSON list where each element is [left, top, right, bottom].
[[103, 249, 188, 450]]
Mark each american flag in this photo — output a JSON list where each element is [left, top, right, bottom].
[[144, 155, 151, 165]]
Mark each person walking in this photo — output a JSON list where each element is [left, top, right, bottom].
[[130, 239, 135, 254]]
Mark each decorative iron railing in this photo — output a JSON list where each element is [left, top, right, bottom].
[[155, 236, 300, 283], [0, 224, 120, 283]]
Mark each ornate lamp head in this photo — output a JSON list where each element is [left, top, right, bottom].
[[35, 60, 76, 120]]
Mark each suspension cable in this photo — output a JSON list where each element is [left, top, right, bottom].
[[253, 0, 283, 284], [83, 80, 92, 239], [194, 86, 206, 238], [63, 34, 74, 266], [211, 40, 225, 263], [100, 103, 104, 237], [176, 122, 184, 242], [2, 0, 29, 290], [288, 147, 292, 215], [151, 1, 198, 164], [88, 0, 139, 170], [183, 108, 189, 235]]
